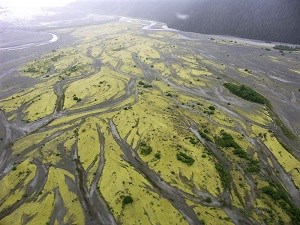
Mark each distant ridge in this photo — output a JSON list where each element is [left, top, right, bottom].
[[69, 0, 300, 44]]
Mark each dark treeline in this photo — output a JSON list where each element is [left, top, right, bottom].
[[70, 0, 300, 44]]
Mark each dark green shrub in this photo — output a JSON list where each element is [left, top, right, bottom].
[[176, 152, 195, 166], [143, 84, 152, 88], [215, 163, 231, 189], [273, 45, 299, 51], [189, 137, 198, 145], [261, 185, 288, 201], [233, 148, 248, 158], [154, 152, 161, 159], [139, 141, 152, 156], [208, 106, 215, 111], [223, 83, 268, 104], [138, 81, 152, 88], [122, 196, 133, 205], [278, 219, 284, 225], [24, 67, 39, 73], [205, 197, 212, 203], [215, 132, 241, 149], [198, 130, 212, 142], [261, 185, 300, 223], [246, 159, 260, 173]]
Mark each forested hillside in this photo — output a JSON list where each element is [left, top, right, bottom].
[[70, 0, 300, 44]]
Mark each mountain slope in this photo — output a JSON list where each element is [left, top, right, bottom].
[[69, 0, 300, 44]]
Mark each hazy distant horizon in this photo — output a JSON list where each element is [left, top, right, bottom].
[[0, 0, 299, 44]]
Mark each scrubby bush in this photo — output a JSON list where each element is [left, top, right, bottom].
[[208, 106, 215, 111], [215, 163, 231, 188], [122, 196, 133, 205], [246, 159, 260, 173], [198, 130, 212, 142], [24, 67, 39, 73], [138, 81, 152, 88], [233, 148, 248, 159], [154, 152, 161, 159], [73, 95, 81, 102], [189, 137, 198, 145], [261, 185, 287, 201], [215, 132, 241, 149], [261, 184, 300, 223], [205, 197, 212, 203], [176, 152, 195, 166], [273, 45, 299, 52], [223, 83, 268, 105], [139, 141, 152, 156]]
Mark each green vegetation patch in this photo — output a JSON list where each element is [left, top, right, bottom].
[[176, 152, 195, 166], [154, 152, 161, 159], [215, 163, 231, 189], [273, 45, 299, 52], [73, 94, 81, 102], [215, 132, 241, 149], [122, 196, 133, 206], [261, 185, 288, 201], [232, 148, 248, 159], [24, 67, 39, 73], [139, 141, 153, 156], [208, 105, 216, 111], [198, 130, 212, 142], [261, 185, 300, 223], [246, 159, 260, 173], [215, 132, 260, 172], [188, 137, 199, 145], [223, 83, 268, 104], [138, 81, 153, 88], [50, 54, 62, 62], [165, 92, 173, 97]]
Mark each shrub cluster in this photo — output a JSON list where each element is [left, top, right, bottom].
[[215, 132, 260, 172], [273, 45, 299, 52], [176, 152, 195, 166], [215, 132, 241, 149], [246, 159, 260, 173], [73, 94, 81, 102], [138, 81, 152, 88], [139, 141, 152, 156], [24, 67, 39, 73], [223, 83, 268, 104], [189, 137, 198, 145], [122, 196, 133, 206], [154, 152, 161, 159], [215, 163, 231, 189], [261, 185, 300, 223], [198, 130, 212, 142]]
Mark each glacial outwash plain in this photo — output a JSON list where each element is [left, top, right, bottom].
[[0, 17, 300, 225]]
